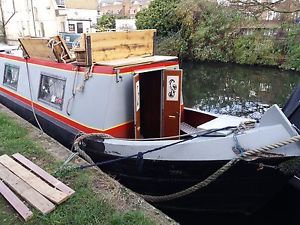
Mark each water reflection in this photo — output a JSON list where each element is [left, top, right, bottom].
[[182, 61, 300, 117], [177, 61, 300, 225]]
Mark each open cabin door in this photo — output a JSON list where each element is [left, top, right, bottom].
[[162, 69, 182, 138], [133, 74, 141, 139]]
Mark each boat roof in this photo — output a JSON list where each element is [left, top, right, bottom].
[[95, 55, 178, 67], [4, 30, 179, 70], [0, 43, 18, 52]]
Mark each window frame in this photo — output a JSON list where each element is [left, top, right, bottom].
[[38, 73, 66, 110], [3, 63, 20, 90]]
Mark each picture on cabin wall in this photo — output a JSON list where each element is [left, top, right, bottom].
[[135, 80, 140, 111], [166, 76, 179, 101]]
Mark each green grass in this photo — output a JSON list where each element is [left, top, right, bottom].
[[0, 112, 155, 225]]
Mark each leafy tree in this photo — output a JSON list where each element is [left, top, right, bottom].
[[188, 2, 244, 62], [97, 14, 116, 31], [136, 0, 181, 36], [136, 0, 300, 70], [281, 24, 300, 70]]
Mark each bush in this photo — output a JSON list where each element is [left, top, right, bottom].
[[97, 14, 116, 31], [136, 0, 181, 36], [281, 25, 300, 70]]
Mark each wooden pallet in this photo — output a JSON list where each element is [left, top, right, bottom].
[[0, 154, 75, 221]]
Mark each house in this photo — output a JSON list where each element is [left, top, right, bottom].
[[99, 0, 150, 18], [0, 0, 67, 45], [0, 0, 99, 45], [222, 0, 300, 36], [65, 0, 99, 33]]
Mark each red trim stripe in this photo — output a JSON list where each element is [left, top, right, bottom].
[[0, 86, 133, 138], [0, 54, 178, 75]]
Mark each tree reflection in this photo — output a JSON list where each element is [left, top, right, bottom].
[[182, 61, 300, 117]]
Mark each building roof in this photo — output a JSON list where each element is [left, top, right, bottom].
[[65, 0, 98, 10]]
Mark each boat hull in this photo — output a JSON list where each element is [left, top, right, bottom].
[[82, 147, 291, 214], [0, 90, 296, 214]]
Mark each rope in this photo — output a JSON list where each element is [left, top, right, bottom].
[[47, 38, 67, 63], [141, 159, 239, 202], [25, 58, 44, 132], [241, 135, 300, 159], [74, 126, 238, 170], [77, 64, 94, 93], [141, 134, 300, 202], [66, 66, 79, 115], [54, 152, 79, 175], [63, 124, 300, 203]]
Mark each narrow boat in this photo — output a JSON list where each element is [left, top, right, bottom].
[[0, 30, 299, 214]]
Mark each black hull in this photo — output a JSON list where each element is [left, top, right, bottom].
[[82, 147, 291, 214], [0, 92, 293, 214]]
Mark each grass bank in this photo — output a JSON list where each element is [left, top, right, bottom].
[[0, 109, 169, 225]]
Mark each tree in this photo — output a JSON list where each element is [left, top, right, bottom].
[[0, 0, 16, 43], [227, 0, 300, 18], [136, 0, 181, 36], [97, 14, 116, 31]]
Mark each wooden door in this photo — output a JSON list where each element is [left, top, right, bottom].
[[133, 74, 141, 139], [162, 69, 182, 137]]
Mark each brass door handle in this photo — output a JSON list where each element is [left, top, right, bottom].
[[168, 115, 176, 119]]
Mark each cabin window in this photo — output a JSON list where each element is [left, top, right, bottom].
[[3, 64, 20, 90], [38, 73, 66, 110]]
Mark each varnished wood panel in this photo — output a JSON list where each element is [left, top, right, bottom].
[[89, 30, 156, 62], [19, 36, 73, 62], [162, 70, 182, 138]]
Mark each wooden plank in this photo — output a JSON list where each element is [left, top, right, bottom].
[[0, 180, 33, 221], [12, 153, 75, 196], [19, 36, 73, 63], [89, 30, 155, 62], [0, 164, 55, 214], [0, 155, 68, 204], [56, 35, 73, 61], [19, 38, 57, 61]]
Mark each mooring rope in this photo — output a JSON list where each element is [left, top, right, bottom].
[[141, 159, 239, 202], [25, 58, 44, 132], [141, 134, 300, 202], [61, 127, 300, 202], [73, 126, 238, 170]]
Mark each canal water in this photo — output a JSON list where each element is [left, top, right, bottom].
[[165, 61, 300, 225], [182, 61, 300, 117]]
